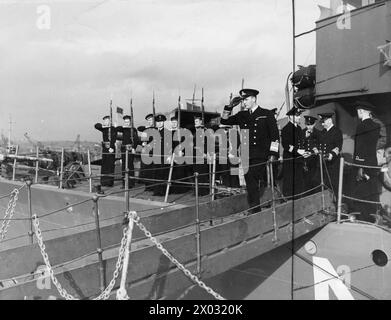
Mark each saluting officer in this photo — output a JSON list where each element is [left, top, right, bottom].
[[221, 88, 279, 214], [152, 114, 172, 196], [94, 115, 118, 187], [351, 101, 381, 222], [192, 115, 210, 196], [139, 113, 156, 191], [117, 115, 140, 189], [281, 106, 305, 199], [301, 115, 321, 193], [317, 112, 343, 196]]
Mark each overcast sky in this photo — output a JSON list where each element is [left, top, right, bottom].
[[0, 0, 328, 142]]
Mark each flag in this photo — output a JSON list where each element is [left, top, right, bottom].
[[116, 106, 123, 114]]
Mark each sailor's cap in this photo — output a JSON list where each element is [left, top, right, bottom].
[[155, 114, 167, 122], [286, 106, 303, 117], [145, 113, 154, 120], [304, 115, 317, 125], [318, 113, 334, 121], [102, 115, 110, 120], [355, 100, 376, 112], [170, 116, 178, 121], [239, 88, 259, 99], [123, 115, 131, 120]]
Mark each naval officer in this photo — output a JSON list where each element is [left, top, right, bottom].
[[351, 101, 381, 222], [301, 115, 322, 193], [317, 112, 343, 197], [221, 88, 280, 214], [281, 106, 305, 199], [116, 115, 140, 189], [94, 115, 118, 187]]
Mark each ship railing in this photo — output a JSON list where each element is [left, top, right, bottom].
[[0, 150, 332, 299], [336, 157, 390, 225]]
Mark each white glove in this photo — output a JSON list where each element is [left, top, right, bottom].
[[312, 147, 319, 155], [297, 149, 305, 156], [109, 148, 114, 153]]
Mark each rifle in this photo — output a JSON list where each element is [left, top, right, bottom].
[[240, 78, 244, 111], [152, 91, 156, 127], [177, 95, 181, 128], [201, 87, 205, 127], [109, 95, 113, 145], [130, 95, 135, 147]]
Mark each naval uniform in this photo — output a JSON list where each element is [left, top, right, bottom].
[[215, 127, 240, 188], [170, 128, 188, 194], [152, 127, 172, 196], [116, 126, 140, 188], [301, 127, 321, 193], [94, 124, 118, 187], [351, 118, 380, 221], [139, 126, 156, 191], [221, 106, 279, 211], [191, 126, 211, 197], [318, 125, 343, 196], [281, 121, 305, 199]]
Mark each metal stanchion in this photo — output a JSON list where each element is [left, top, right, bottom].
[[319, 154, 325, 212], [164, 153, 175, 203], [12, 145, 19, 181], [211, 153, 217, 201], [59, 148, 64, 189], [92, 195, 106, 292], [26, 179, 34, 245], [269, 161, 278, 242], [337, 157, 344, 224], [125, 149, 130, 212], [87, 149, 92, 193], [34, 146, 39, 184], [195, 172, 201, 276]]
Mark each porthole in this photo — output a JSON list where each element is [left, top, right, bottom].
[[371, 250, 388, 267]]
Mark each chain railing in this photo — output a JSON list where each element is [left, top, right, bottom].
[[0, 188, 20, 243], [129, 210, 225, 300], [32, 213, 129, 300]]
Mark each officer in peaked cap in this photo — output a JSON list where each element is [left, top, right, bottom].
[[94, 115, 118, 188], [317, 112, 343, 197], [351, 100, 381, 222], [168, 115, 187, 194], [192, 114, 210, 196], [152, 113, 172, 196], [281, 106, 305, 199], [301, 115, 321, 193], [116, 115, 140, 189], [221, 88, 280, 214]]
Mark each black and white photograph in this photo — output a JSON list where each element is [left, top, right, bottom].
[[0, 0, 390, 303]]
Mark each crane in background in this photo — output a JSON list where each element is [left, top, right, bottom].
[[23, 132, 44, 151], [72, 134, 81, 152]]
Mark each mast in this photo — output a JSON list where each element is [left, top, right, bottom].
[[291, 0, 296, 111], [8, 114, 12, 149], [240, 78, 244, 110], [201, 87, 205, 126], [152, 91, 156, 127]]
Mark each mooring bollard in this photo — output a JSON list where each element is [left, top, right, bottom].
[[92, 195, 106, 292], [26, 179, 34, 245], [194, 172, 201, 276]]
